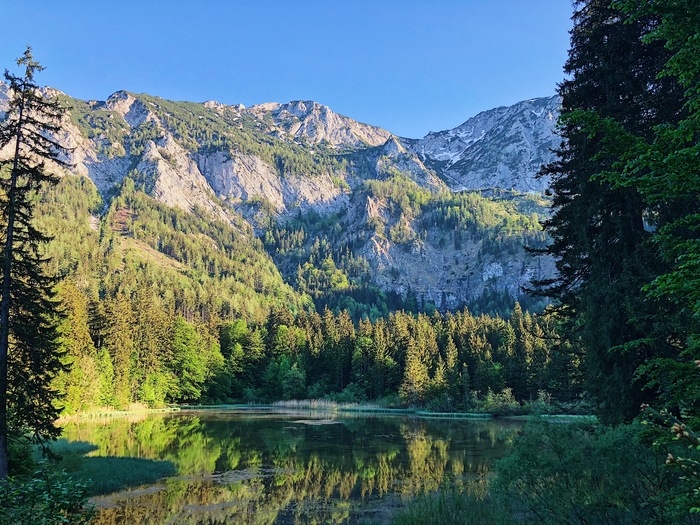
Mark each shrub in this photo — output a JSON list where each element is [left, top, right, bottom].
[[330, 382, 367, 404], [492, 420, 684, 524], [479, 388, 523, 415], [0, 465, 94, 525]]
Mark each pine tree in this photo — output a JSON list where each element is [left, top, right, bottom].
[[0, 48, 70, 479]]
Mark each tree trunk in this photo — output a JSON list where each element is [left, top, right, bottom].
[[0, 92, 24, 481]]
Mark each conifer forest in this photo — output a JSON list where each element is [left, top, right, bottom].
[[0, 1, 699, 523]]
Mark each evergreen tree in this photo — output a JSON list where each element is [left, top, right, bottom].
[[53, 281, 100, 414], [609, 0, 700, 413], [400, 340, 429, 405], [104, 294, 135, 408], [595, 1, 700, 508], [171, 317, 206, 402], [532, 0, 684, 423], [0, 49, 70, 479]]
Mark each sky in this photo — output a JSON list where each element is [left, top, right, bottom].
[[2, 1, 573, 138]]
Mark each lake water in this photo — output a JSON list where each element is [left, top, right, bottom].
[[60, 409, 521, 524]]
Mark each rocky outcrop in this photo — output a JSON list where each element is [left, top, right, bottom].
[[106, 90, 156, 128], [195, 150, 347, 214], [139, 135, 229, 220], [247, 100, 391, 148], [352, 206, 554, 310], [0, 81, 9, 118]]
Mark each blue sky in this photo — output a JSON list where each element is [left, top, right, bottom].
[[3, 1, 573, 138]]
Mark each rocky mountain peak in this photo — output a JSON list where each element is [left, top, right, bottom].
[[247, 99, 391, 149], [105, 91, 156, 128], [381, 136, 406, 156], [408, 95, 561, 192], [0, 81, 559, 315]]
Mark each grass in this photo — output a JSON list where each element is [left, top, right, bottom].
[[57, 404, 181, 422], [177, 399, 591, 422], [414, 411, 493, 420], [389, 490, 514, 525], [179, 403, 273, 410], [503, 414, 597, 423], [272, 399, 413, 414], [42, 439, 176, 496], [273, 400, 494, 418]]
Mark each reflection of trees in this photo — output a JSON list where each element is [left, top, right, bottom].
[[62, 413, 519, 524]]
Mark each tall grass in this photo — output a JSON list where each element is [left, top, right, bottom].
[[57, 405, 180, 422], [390, 490, 514, 525], [272, 399, 413, 414]]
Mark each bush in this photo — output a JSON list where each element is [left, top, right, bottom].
[[8, 435, 35, 477], [376, 393, 402, 408], [330, 382, 367, 404], [0, 465, 94, 525], [492, 420, 685, 524], [479, 388, 523, 415]]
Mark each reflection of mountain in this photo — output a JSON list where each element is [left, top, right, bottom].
[[62, 411, 520, 524]]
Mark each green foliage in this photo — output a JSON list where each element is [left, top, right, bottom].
[[532, 0, 688, 424], [364, 172, 432, 218], [391, 489, 513, 525], [0, 48, 71, 479], [228, 304, 567, 409], [641, 406, 700, 516], [264, 177, 549, 319], [29, 172, 572, 414], [479, 388, 523, 416], [0, 465, 94, 525], [493, 420, 684, 524], [171, 317, 207, 402], [534, 0, 700, 512], [263, 356, 308, 401]]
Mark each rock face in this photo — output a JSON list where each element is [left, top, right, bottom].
[[195, 150, 347, 214], [0, 80, 559, 312], [247, 100, 392, 148], [356, 136, 448, 191], [0, 82, 9, 119], [139, 135, 228, 220], [406, 95, 560, 192]]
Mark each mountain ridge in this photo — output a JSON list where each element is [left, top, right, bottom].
[[0, 81, 559, 315]]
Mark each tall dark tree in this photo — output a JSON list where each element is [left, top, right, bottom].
[[532, 0, 685, 423], [0, 48, 69, 479], [608, 0, 700, 413]]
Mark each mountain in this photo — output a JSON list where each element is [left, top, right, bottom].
[[405, 96, 560, 192], [246, 99, 392, 148], [0, 82, 559, 317]]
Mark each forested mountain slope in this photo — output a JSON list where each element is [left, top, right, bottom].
[[0, 83, 559, 316]]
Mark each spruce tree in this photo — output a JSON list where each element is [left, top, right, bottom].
[[0, 48, 69, 479], [609, 0, 700, 411], [533, 0, 684, 423]]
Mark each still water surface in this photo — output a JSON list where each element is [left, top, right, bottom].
[[61, 409, 520, 524]]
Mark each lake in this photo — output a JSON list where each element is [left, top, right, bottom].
[[60, 409, 521, 524]]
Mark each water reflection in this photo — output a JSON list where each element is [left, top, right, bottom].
[[61, 410, 520, 524]]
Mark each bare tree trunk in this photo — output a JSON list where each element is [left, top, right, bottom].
[[0, 92, 25, 481]]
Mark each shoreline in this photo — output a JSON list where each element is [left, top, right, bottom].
[[57, 401, 595, 423]]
